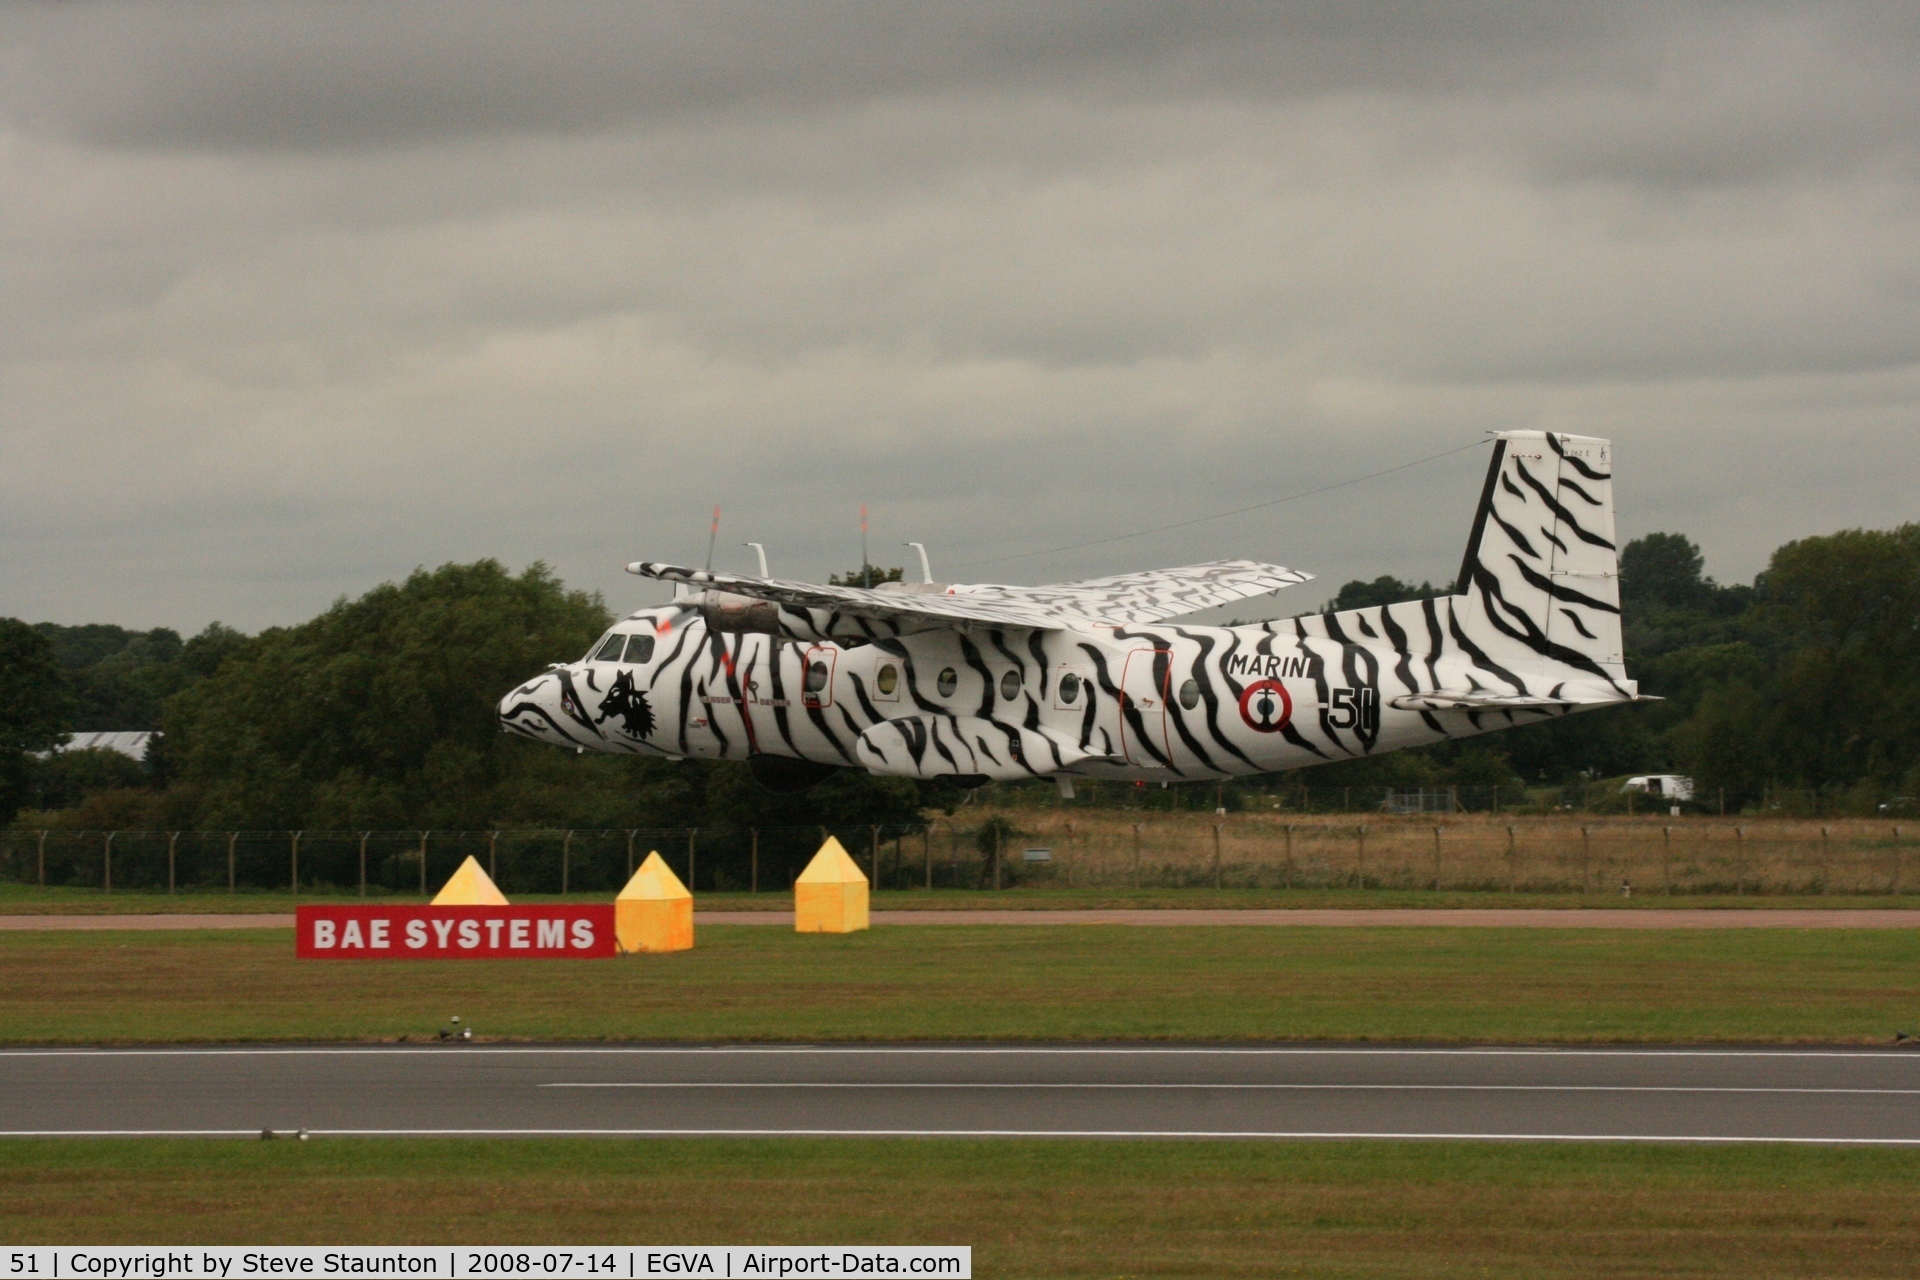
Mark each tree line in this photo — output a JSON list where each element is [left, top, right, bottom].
[[2, 523, 1916, 829]]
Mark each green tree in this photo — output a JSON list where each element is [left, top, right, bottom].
[[1322, 576, 1444, 613], [162, 561, 613, 829], [0, 619, 74, 823]]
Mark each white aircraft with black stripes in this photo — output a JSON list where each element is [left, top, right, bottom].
[[499, 432, 1643, 793]]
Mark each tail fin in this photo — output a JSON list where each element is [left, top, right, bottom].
[[1452, 431, 1628, 693]]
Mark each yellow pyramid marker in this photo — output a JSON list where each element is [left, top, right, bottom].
[[431, 856, 509, 906], [794, 836, 869, 934], [615, 852, 694, 953]]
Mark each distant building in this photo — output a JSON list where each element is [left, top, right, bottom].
[[53, 731, 154, 763], [1623, 774, 1694, 802]]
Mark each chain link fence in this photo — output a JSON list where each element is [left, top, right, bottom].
[[3, 816, 1915, 897]]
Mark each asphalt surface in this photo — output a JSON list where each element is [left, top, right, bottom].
[[5, 1044, 1919, 1142], [10, 909, 1920, 929]]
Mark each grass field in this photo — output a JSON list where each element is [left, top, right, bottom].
[[5, 924, 1917, 1042], [10, 881, 1920, 914], [5, 1138, 1919, 1277]]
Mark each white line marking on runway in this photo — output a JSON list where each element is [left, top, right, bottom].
[[4, 1128, 1919, 1144], [538, 1082, 1920, 1094], [5, 1047, 1918, 1060]]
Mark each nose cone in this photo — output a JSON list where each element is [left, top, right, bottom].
[[498, 671, 574, 745]]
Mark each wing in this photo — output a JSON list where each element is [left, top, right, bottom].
[[629, 557, 1311, 630], [1022, 560, 1315, 622]]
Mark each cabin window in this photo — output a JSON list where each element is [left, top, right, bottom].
[[1178, 678, 1200, 711], [999, 670, 1021, 700], [937, 667, 958, 697], [1058, 672, 1082, 705], [876, 663, 899, 696], [593, 634, 627, 662], [623, 634, 656, 665], [805, 660, 830, 693]]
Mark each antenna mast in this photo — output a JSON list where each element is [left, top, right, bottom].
[[704, 506, 720, 574], [860, 504, 870, 589]]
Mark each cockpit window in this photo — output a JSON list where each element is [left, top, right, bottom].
[[623, 634, 656, 664], [593, 634, 627, 662]]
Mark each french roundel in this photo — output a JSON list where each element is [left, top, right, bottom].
[[1238, 679, 1292, 733]]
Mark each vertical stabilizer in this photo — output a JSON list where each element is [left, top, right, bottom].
[[1453, 432, 1628, 693]]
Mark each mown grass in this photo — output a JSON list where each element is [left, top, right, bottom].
[[4, 1138, 1920, 1277], [10, 881, 1920, 914], [5, 924, 1917, 1043]]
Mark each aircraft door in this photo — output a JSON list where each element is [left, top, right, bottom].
[[801, 646, 837, 709], [1119, 648, 1172, 767]]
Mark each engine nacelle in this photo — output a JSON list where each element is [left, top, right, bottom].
[[696, 591, 783, 635]]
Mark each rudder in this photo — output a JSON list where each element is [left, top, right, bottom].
[[1453, 431, 1628, 693]]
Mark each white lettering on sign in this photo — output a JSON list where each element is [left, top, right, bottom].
[[431, 920, 455, 948], [485, 919, 504, 949], [458, 920, 480, 949], [341, 920, 363, 949], [537, 920, 565, 949], [405, 920, 428, 949], [571, 919, 595, 949], [509, 920, 530, 948], [369, 920, 390, 949], [312, 920, 336, 949]]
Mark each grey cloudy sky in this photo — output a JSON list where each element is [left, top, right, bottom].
[[4, 2, 1917, 634]]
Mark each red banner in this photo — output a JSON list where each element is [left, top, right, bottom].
[[295, 905, 618, 959]]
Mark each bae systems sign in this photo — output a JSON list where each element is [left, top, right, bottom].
[[295, 906, 617, 959]]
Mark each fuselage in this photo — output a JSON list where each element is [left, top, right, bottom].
[[498, 600, 1563, 783]]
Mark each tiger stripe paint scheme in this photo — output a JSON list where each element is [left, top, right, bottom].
[[498, 432, 1643, 783]]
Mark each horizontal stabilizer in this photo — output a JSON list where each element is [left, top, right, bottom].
[[1390, 692, 1577, 711], [1391, 687, 1656, 712], [855, 715, 1114, 781]]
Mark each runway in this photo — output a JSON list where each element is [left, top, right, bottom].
[[5, 1044, 1919, 1143]]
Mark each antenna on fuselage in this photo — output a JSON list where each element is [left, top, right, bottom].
[[704, 506, 720, 574], [860, 503, 870, 589], [906, 542, 933, 585], [744, 542, 769, 577]]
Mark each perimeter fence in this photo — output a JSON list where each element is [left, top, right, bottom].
[[4, 816, 1916, 897]]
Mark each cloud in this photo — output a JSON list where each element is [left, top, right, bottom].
[[1, 3, 1917, 633]]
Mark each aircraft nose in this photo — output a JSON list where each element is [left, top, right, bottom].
[[498, 671, 565, 740]]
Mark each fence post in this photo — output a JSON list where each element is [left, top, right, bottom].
[[1211, 823, 1222, 890], [228, 832, 237, 893], [168, 831, 178, 895], [1063, 820, 1074, 888], [1506, 824, 1517, 894], [992, 823, 1002, 891], [1356, 824, 1367, 888], [752, 828, 761, 894], [1432, 825, 1443, 891], [38, 830, 47, 887], [871, 824, 882, 891], [923, 825, 932, 890], [359, 831, 370, 898], [291, 830, 302, 896], [1132, 823, 1143, 888], [625, 830, 636, 881], [1662, 825, 1672, 895], [1819, 826, 1830, 895], [687, 828, 698, 894], [1283, 824, 1294, 890], [1894, 826, 1903, 897], [104, 831, 114, 894], [1734, 826, 1745, 896], [1580, 826, 1591, 894], [419, 831, 430, 897]]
